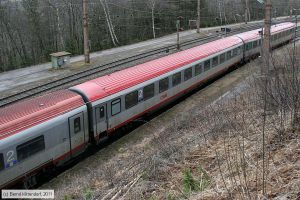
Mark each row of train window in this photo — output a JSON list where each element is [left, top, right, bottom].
[[271, 29, 294, 41], [245, 29, 294, 52], [110, 47, 242, 116], [0, 135, 45, 171]]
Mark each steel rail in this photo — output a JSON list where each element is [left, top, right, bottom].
[[0, 18, 295, 108]]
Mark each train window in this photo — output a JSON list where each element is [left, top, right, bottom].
[[220, 53, 226, 64], [172, 72, 182, 86], [253, 41, 258, 48], [125, 91, 138, 109], [17, 135, 45, 162], [159, 77, 169, 93], [0, 154, 4, 171], [227, 51, 232, 60], [143, 84, 155, 100], [204, 60, 211, 71], [246, 43, 252, 51], [111, 99, 121, 116], [74, 117, 81, 134], [237, 47, 242, 55], [184, 68, 193, 81], [195, 64, 202, 76], [212, 56, 218, 67], [233, 48, 238, 57], [99, 106, 105, 119]]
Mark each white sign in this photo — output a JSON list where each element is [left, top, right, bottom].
[[2, 190, 54, 199]]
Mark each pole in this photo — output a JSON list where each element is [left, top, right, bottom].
[[218, 0, 223, 25], [262, 0, 272, 197], [197, 0, 200, 33], [293, 10, 298, 55], [263, 0, 272, 73], [245, 0, 249, 24], [293, 13, 298, 126], [260, 27, 264, 58], [83, 0, 90, 63], [177, 19, 180, 50], [176, 16, 183, 50]]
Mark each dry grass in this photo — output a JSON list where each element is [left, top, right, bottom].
[[126, 83, 300, 200]]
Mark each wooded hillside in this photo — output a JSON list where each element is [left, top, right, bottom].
[[0, 0, 298, 71]]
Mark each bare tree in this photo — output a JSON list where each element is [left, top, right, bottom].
[[147, 0, 157, 38], [100, 0, 119, 46]]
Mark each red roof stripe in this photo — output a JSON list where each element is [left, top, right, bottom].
[[0, 90, 85, 140]]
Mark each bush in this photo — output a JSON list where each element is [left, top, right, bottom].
[[183, 166, 211, 194], [83, 188, 94, 200], [183, 168, 199, 193]]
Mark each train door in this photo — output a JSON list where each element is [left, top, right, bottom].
[[95, 104, 108, 140], [69, 112, 86, 157]]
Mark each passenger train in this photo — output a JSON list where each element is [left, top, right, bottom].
[[0, 22, 296, 188]]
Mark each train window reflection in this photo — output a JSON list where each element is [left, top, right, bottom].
[[17, 136, 45, 162]]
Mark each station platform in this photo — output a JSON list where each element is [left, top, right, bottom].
[[0, 17, 290, 97]]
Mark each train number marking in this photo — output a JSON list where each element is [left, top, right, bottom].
[[138, 90, 143, 101], [7, 151, 15, 163], [6, 150, 17, 168]]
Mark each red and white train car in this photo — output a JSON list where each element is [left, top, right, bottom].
[[0, 91, 88, 188], [71, 35, 245, 143]]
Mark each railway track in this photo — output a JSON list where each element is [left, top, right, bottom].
[[0, 18, 295, 108]]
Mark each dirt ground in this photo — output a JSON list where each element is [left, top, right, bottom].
[[41, 43, 300, 200]]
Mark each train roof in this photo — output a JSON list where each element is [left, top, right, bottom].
[[71, 36, 243, 102], [236, 22, 295, 42], [0, 90, 85, 140]]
